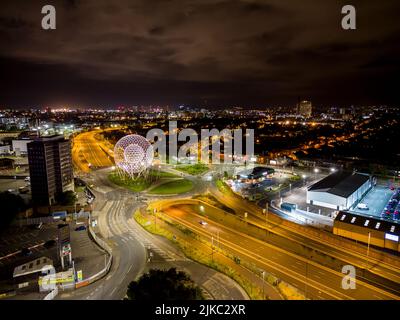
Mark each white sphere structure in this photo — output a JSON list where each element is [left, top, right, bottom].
[[114, 134, 154, 178]]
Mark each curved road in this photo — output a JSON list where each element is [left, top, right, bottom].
[[60, 168, 248, 300]]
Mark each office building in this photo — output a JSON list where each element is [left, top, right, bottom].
[[297, 100, 312, 118], [28, 135, 74, 205]]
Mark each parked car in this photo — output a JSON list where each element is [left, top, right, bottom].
[[75, 225, 87, 231], [357, 203, 369, 210], [20, 248, 32, 256], [29, 223, 43, 230]]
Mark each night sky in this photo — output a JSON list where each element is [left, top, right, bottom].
[[0, 0, 399, 108]]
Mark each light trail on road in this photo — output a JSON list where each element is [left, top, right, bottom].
[[162, 205, 400, 300]]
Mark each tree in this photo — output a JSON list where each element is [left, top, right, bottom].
[[224, 171, 229, 179], [0, 192, 26, 232], [126, 268, 204, 300], [56, 190, 77, 206]]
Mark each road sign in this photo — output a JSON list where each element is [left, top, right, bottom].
[[61, 244, 71, 256]]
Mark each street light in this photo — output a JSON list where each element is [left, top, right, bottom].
[[261, 271, 266, 299], [211, 236, 214, 262], [313, 168, 319, 179], [367, 232, 371, 257], [330, 167, 336, 172]]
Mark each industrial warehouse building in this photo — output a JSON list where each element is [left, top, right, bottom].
[[334, 211, 400, 252], [307, 171, 372, 211]]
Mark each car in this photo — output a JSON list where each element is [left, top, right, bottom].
[[357, 203, 369, 210], [43, 239, 56, 249], [75, 225, 87, 231], [20, 248, 32, 256], [29, 223, 42, 229], [35, 222, 43, 229], [199, 221, 208, 226]]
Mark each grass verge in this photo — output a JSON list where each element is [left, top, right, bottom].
[[133, 210, 306, 300], [215, 179, 235, 196]]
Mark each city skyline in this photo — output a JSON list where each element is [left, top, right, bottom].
[[1, 0, 400, 306], [1, 0, 399, 108]]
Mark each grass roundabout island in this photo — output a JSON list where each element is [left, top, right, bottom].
[[148, 179, 194, 195], [108, 168, 193, 194], [108, 169, 179, 192]]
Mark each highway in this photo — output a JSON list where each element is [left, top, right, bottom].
[[162, 204, 400, 300], [70, 129, 400, 300], [72, 130, 114, 172], [207, 178, 400, 288], [57, 182, 146, 300], [59, 168, 248, 300]]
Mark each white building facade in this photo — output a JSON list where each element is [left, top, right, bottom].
[[307, 172, 371, 211]]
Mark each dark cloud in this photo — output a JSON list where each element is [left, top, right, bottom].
[[0, 0, 399, 108]]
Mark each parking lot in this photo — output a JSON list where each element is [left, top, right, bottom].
[[0, 178, 28, 193], [351, 185, 394, 219], [280, 184, 335, 217], [70, 220, 107, 280], [0, 224, 59, 282], [228, 170, 298, 198]]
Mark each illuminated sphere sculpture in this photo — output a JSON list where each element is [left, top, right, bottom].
[[114, 134, 153, 178]]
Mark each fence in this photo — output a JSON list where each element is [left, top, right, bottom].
[[16, 211, 91, 226], [270, 200, 333, 230], [17, 216, 55, 226]]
